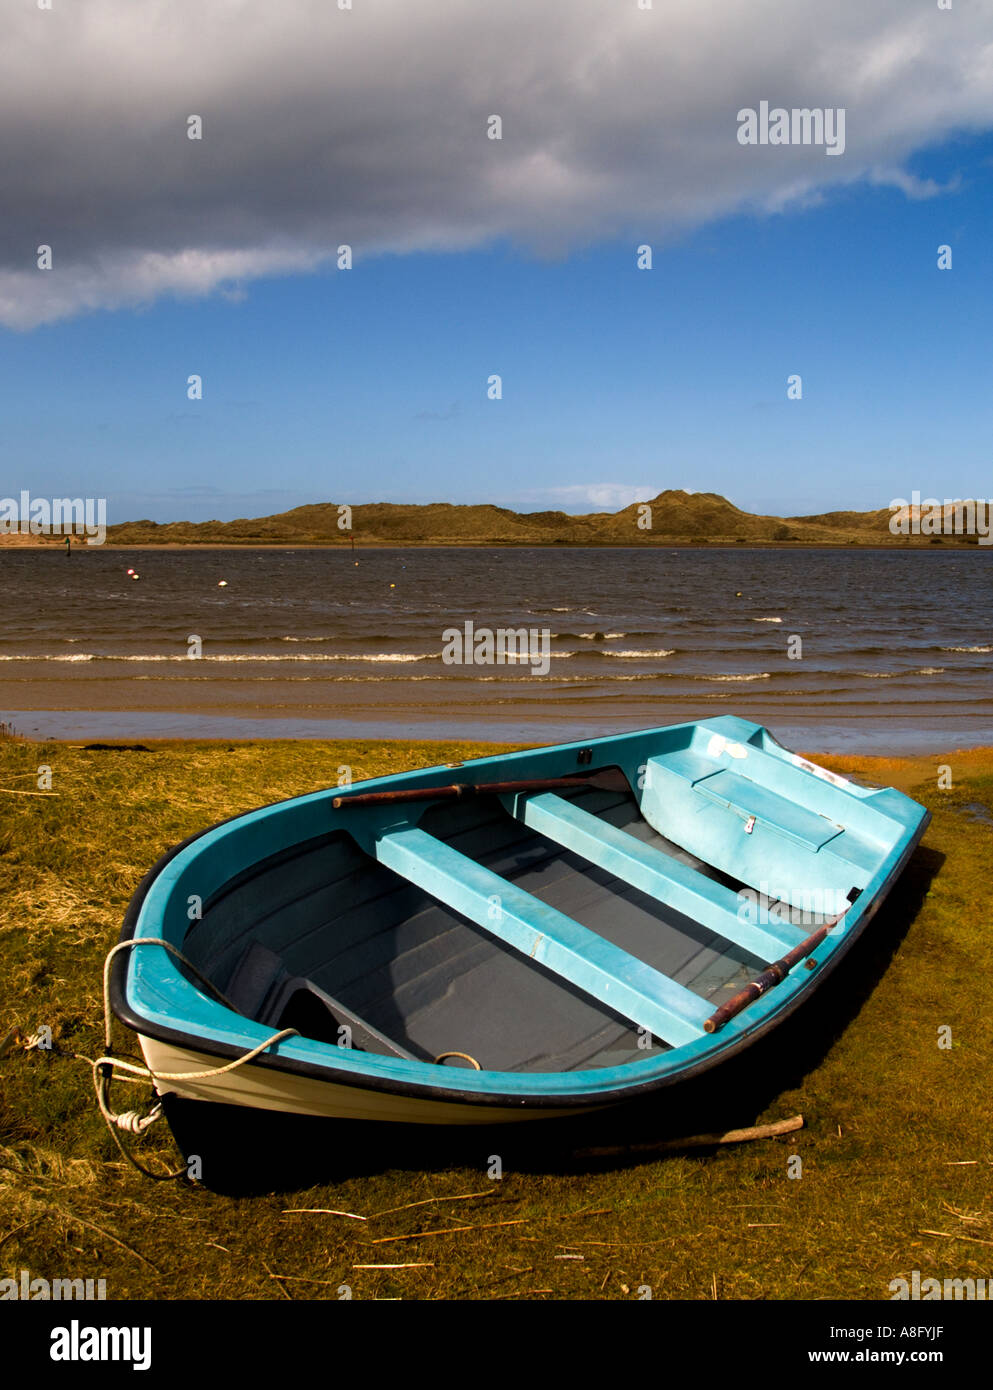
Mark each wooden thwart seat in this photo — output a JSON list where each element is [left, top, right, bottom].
[[374, 826, 712, 1048]]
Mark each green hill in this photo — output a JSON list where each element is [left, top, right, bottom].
[[99, 490, 985, 547]]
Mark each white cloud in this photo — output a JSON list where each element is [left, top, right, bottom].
[[0, 247, 323, 331], [867, 167, 959, 200], [516, 484, 656, 511], [2, 0, 991, 328]]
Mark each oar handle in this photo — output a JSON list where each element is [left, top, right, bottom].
[[333, 783, 463, 809], [703, 923, 833, 1033], [332, 775, 594, 809]]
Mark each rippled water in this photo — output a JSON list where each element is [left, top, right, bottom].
[[2, 546, 990, 749]]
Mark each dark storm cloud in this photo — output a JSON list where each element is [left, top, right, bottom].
[[1, 0, 990, 327]]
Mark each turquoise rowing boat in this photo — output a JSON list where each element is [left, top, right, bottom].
[[108, 717, 928, 1127]]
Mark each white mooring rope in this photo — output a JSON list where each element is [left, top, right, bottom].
[[78, 937, 299, 1181]]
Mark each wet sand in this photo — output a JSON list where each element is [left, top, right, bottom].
[[3, 682, 991, 755]]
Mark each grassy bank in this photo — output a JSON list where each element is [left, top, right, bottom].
[[1, 734, 991, 1301]]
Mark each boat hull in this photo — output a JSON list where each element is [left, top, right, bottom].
[[111, 717, 930, 1127], [137, 1036, 576, 1125]]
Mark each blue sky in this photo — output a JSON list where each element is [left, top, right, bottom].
[[2, 4, 992, 522]]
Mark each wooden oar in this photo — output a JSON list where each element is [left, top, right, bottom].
[[703, 922, 835, 1033], [331, 768, 629, 809]]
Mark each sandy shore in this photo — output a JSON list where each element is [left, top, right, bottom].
[[3, 698, 992, 759], [5, 727, 991, 790]]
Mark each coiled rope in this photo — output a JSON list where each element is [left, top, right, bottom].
[[78, 937, 298, 1181]]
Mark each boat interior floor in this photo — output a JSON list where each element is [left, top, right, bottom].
[[183, 783, 828, 1075]]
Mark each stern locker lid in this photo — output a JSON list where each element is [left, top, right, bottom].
[[647, 752, 844, 852], [690, 769, 844, 852]]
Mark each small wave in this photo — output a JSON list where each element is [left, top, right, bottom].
[[698, 673, 772, 682], [858, 667, 946, 679], [752, 617, 783, 623], [941, 645, 992, 653], [131, 674, 445, 684], [600, 649, 676, 659], [0, 653, 95, 662], [491, 650, 574, 662], [201, 652, 437, 663], [0, 651, 437, 664]]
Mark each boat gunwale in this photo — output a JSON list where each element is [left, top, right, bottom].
[[109, 722, 931, 1111]]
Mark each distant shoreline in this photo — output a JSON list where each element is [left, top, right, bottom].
[[4, 487, 989, 548]]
